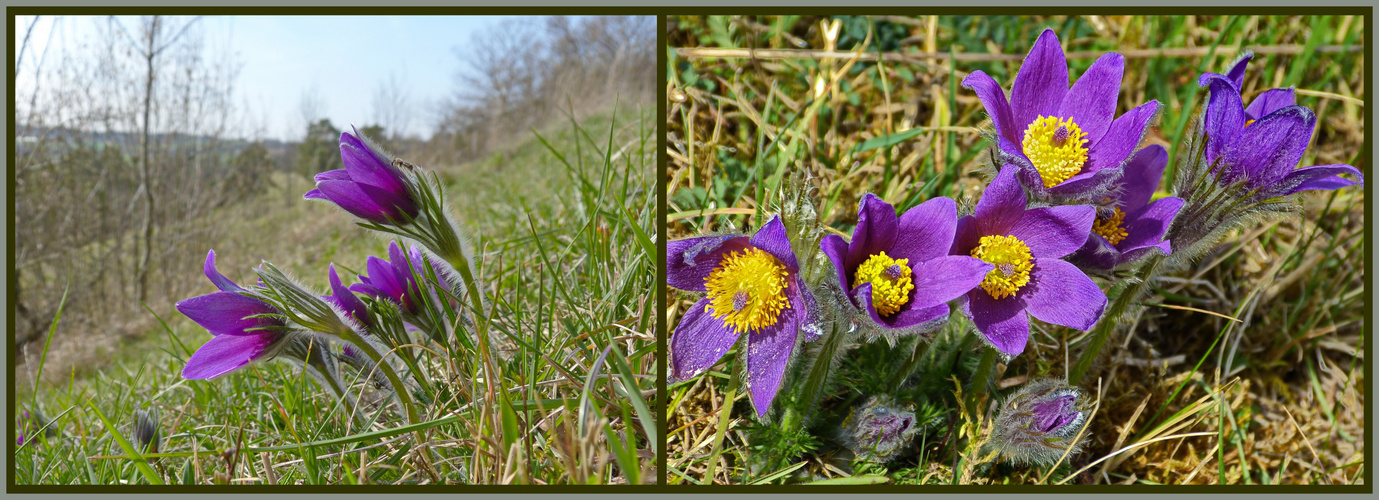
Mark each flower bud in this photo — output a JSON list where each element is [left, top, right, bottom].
[[990, 379, 1089, 465], [838, 395, 918, 462]]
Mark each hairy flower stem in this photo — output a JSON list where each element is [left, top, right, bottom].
[[888, 338, 932, 392], [967, 345, 999, 417], [781, 320, 848, 433], [338, 329, 437, 478], [1069, 254, 1163, 385]]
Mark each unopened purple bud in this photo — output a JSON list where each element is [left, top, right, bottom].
[[838, 395, 918, 462], [990, 379, 1089, 465]]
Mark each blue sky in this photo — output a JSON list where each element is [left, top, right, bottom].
[[16, 15, 526, 141]]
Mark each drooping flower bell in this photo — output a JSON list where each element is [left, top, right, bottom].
[[950, 166, 1106, 357], [304, 126, 419, 225], [176, 251, 290, 380], [990, 379, 1089, 465], [820, 194, 992, 343], [838, 395, 919, 463], [963, 29, 1159, 204], [1070, 145, 1184, 271], [666, 215, 819, 417]]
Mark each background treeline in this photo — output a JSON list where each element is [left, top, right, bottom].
[[13, 15, 655, 367]]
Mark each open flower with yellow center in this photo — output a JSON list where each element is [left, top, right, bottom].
[[821, 194, 992, 343], [962, 28, 1160, 203], [950, 166, 1107, 357], [667, 216, 818, 417], [1071, 146, 1184, 271]]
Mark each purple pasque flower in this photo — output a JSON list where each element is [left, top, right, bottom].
[[667, 215, 817, 417], [990, 379, 1088, 465], [951, 166, 1106, 357], [176, 250, 288, 380], [1070, 145, 1185, 270], [820, 194, 992, 341], [304, 126, 419, 224], [351, 241, 447, 316], [963, 29, 1159, 203], [1198, 54, 1363, 198]]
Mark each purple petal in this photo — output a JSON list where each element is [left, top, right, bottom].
[[908, 256, 993, 310], [1011, 29, 1069, 131], [845, 194, 899, 272], [1280, 164, 1365, 195], [1086, 100, 1159, 172], [963, 70, 1019, 144], [303, 189, 327, 201], [820, 234, 852, 292], [1022, 258, 1106, 331], [314, 169, 350, 183], [891, 196, 958, 264], [1199, 74, 1246, 171], [667, 234, 751, 292], [1245, 88, 1296, 122], [1116, 145, 1169, 213], [176, 292, 278, 336], [202, 250, 243, 293], [669, 298, 741, 383], [349, 282, 385, 299], [1119, 196, 1184, 251], [340, 131, 406, 195], [951, 215, 980, 256], [1224, 52, 1253, 90], [974, 166, 1028, 237], [1069, 234, 1120, 271], [965, 290, 1030, 357], [750, 216, 798, 271], [1046, 165, 1121, 198], [1057, 52, 1124, 143], [858, 282, 950, 330], [182, 331, 282, 380], [364, 255, 406, 302], [1007, 205, 1096, 259], [1117, 240, 1173, 265], [356, 182, 417, 220], [745, 299, 801, 417], [1228, 105, 1314, 188], [328, 264, 369, 326], [316, 180, 394, 223]]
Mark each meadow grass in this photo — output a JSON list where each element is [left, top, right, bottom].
[[666, 15, 1364, 485], [15, 104, 658, 485]]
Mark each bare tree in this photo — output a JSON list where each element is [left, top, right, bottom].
[[372, 72, 412, 141]]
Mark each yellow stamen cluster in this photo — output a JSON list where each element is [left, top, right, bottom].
[[1022, 116, 1090, 188], [852, 252, 915, 317], [1092, 207, 1129, 245], [1244, 119, 1255, 128], [971, 235, 1034, 300], [704, 247, 790, 333]]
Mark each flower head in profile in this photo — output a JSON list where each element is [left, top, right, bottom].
[[963, 29, 1159, 203], [175, 250, 289, 380], [820, 194, 992, 343], [990, 379, 1089, 465], [323, 264, 370, 327], [1197, 53, 1363, 198], [1071, 145, 1184, 270], [951, 166, 1106, 357], [351, 241, 451, 317], [304, 126, 419, 224], [667, 216, 819, 417]]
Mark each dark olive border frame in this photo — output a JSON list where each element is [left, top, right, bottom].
[[6, 5, 1371, 494]]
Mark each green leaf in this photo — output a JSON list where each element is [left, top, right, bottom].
[[808, 475, 892, 485], [852, 128, 924, 153], [86, 401, 163, 485]]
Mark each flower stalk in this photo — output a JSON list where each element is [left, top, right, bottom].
[[1068, 254, 1162, 385]]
